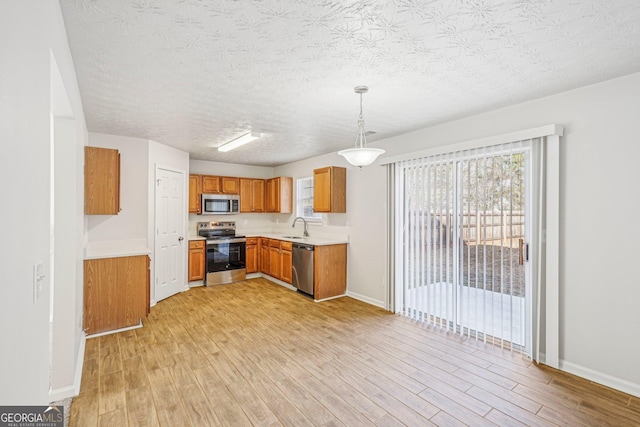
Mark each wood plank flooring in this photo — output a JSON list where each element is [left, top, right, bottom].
[[70, 278, 640, 426]]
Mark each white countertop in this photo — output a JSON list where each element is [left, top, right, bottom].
[[189, 233, 347, 246], [247, 233, 348, 246], [84, 239, 151, 260]]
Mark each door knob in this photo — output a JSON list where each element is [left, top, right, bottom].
[[178, 236, 184, 241]]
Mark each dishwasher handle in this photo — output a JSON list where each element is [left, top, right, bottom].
[[293, 243, 314, 251]]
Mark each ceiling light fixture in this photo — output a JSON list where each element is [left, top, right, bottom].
[[218, 131, 261, 152], [338, 85, 385, 169]]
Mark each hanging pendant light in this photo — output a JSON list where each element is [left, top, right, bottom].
[[338, 85, 385, 169]]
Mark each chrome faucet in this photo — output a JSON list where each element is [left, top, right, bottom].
[[292, 217, 310, 237]]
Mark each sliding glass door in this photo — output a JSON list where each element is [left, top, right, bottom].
[[395, 141, 531, 353]]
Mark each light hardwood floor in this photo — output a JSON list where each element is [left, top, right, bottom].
[[70, 278, 640, 426]]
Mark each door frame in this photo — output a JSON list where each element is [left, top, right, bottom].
[[152, 164, 188, 305]]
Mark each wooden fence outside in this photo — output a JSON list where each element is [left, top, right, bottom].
[[408, 211, 525, 247]]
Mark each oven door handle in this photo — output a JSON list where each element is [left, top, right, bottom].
[[207, 238, 247, 245]]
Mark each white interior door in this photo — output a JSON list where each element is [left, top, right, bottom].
[[155, 167, 186, 302]]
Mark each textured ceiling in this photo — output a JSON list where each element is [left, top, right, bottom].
[[60, 0, 640, 166]]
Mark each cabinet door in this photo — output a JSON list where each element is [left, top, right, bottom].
[[260, 243, 270, 274], [266, 178, 279, 212], [202, 176, 221, 193], [313, 167, 332, 212], [221, 177, 239, 194], [189, 175, 202, 214], [246, 244, 258, 273], [280, 249, 292, 283], [85, 146, 120, 215], [252, 179, 265, 212], [239, 178, 253, 213], [188, 241, 205, 281], [269, 246, 281, 279]]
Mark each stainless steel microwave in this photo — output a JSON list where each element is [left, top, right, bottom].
[[201, 194, 240, 215]]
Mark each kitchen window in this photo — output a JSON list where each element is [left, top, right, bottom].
[[296, 177, 322, 221]]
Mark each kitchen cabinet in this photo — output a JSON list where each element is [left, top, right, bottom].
[[314, 244, 347, 300], [188, 240, 205, 281], [239, 178, 265, 212], [189, 174, 202, 214], [202, 175, 221, 194], [202, 175, 239, 194], [280, 240, 293, 284], [260, 238, 270, 274], [266, 177, 293, 213], [84, 255, 149, 335], [269, 240, 281, 279], [313, 166, 346, 213], [221, 177, 239, 194], [85, 146, 120, 215], [246, 237, 258, 274]]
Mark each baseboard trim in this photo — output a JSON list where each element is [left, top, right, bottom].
[[49, 333, 86, 402], [314, 294, 346, 303], [86, 320, 143, 338], [346, 291, 386, 309], [559, 359, 640, 398]]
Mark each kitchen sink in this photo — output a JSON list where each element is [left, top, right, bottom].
[[280, 235, 305, 239]]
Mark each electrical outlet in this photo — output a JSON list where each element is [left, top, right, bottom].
[[33, 262, 45, 303]]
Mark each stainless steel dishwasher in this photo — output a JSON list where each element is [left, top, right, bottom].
[[292, 243, 314, 296]]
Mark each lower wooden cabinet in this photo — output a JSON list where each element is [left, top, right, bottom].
[[246, 237, 258, 273], [314, 244, 347, 300], [84, 255, 150, 335], [188, 240, 205, 281], [259, 238, 270, 274], [269, 240, 281, 279], [251, 237, 346, 295], [280, 242, 292, 284]]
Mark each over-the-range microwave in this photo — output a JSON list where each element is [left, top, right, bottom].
[[201, 194, 240, 215]]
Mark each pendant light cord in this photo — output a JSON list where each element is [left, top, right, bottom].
[[356, 91, 367, 149]]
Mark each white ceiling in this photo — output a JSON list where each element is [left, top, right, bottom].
[[60, 0, 640, 166]]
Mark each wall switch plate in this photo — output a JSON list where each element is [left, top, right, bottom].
[[33, 262, 45, 303]]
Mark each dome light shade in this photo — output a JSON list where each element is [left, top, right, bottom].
[[338, 147, 385, 167], [339, 86, 384, 169]]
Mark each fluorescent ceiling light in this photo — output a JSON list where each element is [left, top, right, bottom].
[[218, 131, 261, 152]]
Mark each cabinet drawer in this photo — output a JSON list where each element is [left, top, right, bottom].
[[246, 237, 258, 245], [269, 239, 281, 248], [280, 241, 293, 251], [189, 240, 205, 249]]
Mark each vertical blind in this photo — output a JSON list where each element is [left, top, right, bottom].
[[395, 140, 533, 352]]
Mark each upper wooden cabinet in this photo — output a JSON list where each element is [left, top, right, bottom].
[[266, 177, 293, 213], [221, 177, 239, 194], [202, 175, 239, 194], [189, 174, 203, 214], [202, 175, 220, 193], [239, 178, 265, 212], [85, 146, 120, 215], [313, 166, 346, 213]]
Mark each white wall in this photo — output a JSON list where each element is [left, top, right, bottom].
[[0, 2, 87, 404], [291, 72, 640, 394], [88, 133, 149, 242]]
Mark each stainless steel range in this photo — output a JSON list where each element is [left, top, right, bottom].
[[197, 221, 246, 286]]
